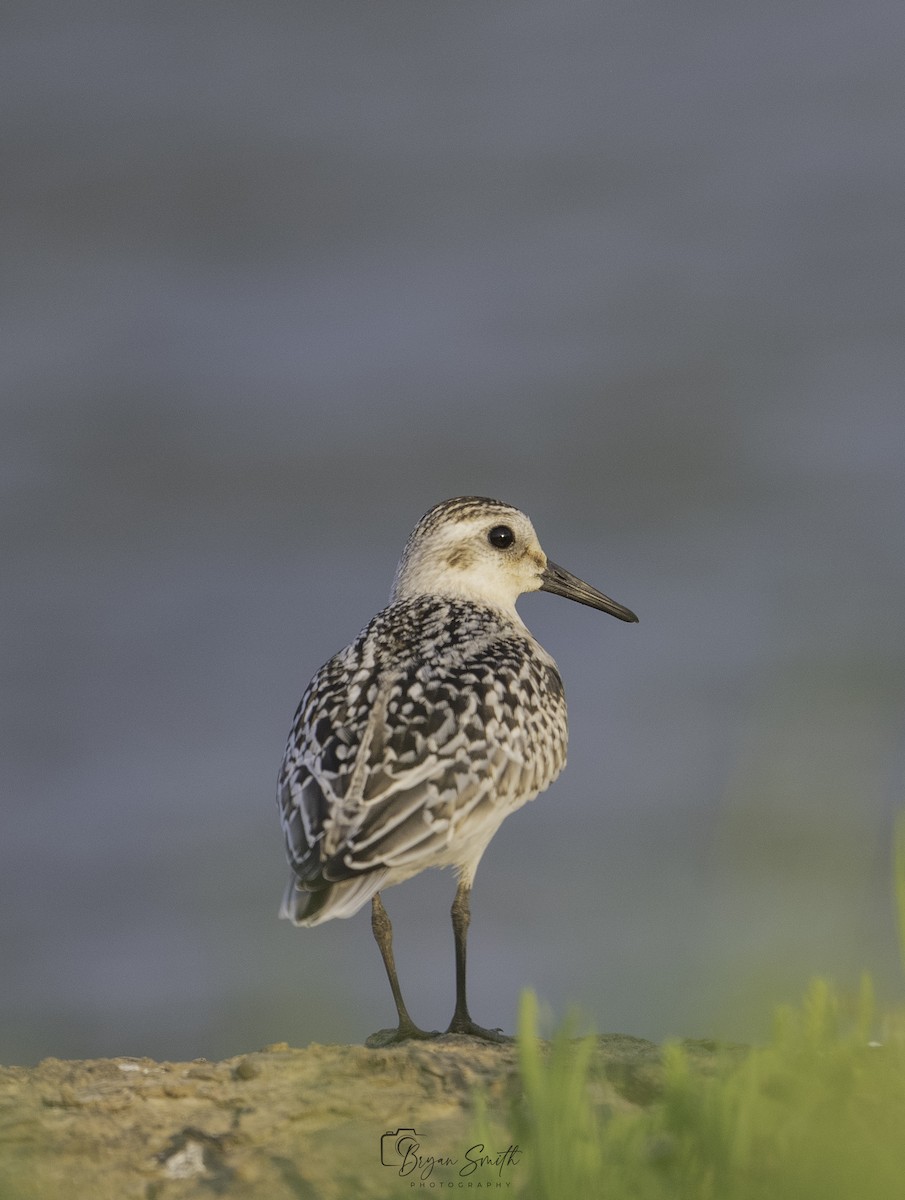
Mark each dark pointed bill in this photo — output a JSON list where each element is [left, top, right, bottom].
[[540, 560, 639, 623]]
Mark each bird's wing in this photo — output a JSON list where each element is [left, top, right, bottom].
[[279, 654, 556, 887]]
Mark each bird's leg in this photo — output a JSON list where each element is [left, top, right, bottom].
[[365, 893, 440, 1048], [446, 880, 512, 1042]]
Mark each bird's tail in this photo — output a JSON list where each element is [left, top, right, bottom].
[[279, 869, 389, 926]]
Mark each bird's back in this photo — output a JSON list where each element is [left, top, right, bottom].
[[278, 595, 568, 925]]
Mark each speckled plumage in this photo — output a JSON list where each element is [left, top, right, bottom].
[[279, 593, 567, 924], [277, 496, 637, 1043]]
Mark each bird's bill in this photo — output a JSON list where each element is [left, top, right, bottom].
[[540, 560, 639, 623]]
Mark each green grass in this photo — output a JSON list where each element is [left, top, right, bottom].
[[493, 817, 905, 1200]]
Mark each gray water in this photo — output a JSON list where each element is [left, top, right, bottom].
[[3, 1, 905, 1065]]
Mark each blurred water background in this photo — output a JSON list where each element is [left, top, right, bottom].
[[3, 1, 905, 1065]]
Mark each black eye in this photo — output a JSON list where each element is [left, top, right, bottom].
[[488, 524, 515, 549]]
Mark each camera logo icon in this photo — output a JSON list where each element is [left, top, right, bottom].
[[380, 1128, 419, 1166]]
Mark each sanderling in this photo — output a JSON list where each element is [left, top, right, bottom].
[[277, 496, 637, 1045]]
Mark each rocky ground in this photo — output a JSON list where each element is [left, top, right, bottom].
[[0, 1034, 735, 1199]]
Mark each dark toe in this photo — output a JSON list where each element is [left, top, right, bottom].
[[365, 1023, 441, 1048], [445, 1017, 513, 1043]]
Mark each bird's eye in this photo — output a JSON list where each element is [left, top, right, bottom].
[[488, 525, 515, 549]]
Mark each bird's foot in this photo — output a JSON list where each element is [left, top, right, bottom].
[[445, 1015, 513, 1043], [365, 1020, 441, 1048]]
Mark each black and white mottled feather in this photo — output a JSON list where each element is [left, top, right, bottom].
[[276, 496, 637, 1043], [279, 592, 567, 924]]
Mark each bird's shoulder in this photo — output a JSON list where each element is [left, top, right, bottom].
[[299, 595, 559, 729], [280, 597, 564, 791]]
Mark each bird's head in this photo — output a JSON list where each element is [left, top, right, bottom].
[[391, 496, 638, 624]]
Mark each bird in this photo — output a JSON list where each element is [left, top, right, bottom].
[[277, 496, 638, 1046]]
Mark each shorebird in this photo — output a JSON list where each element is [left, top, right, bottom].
[[277, 496, 637, 1046]]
